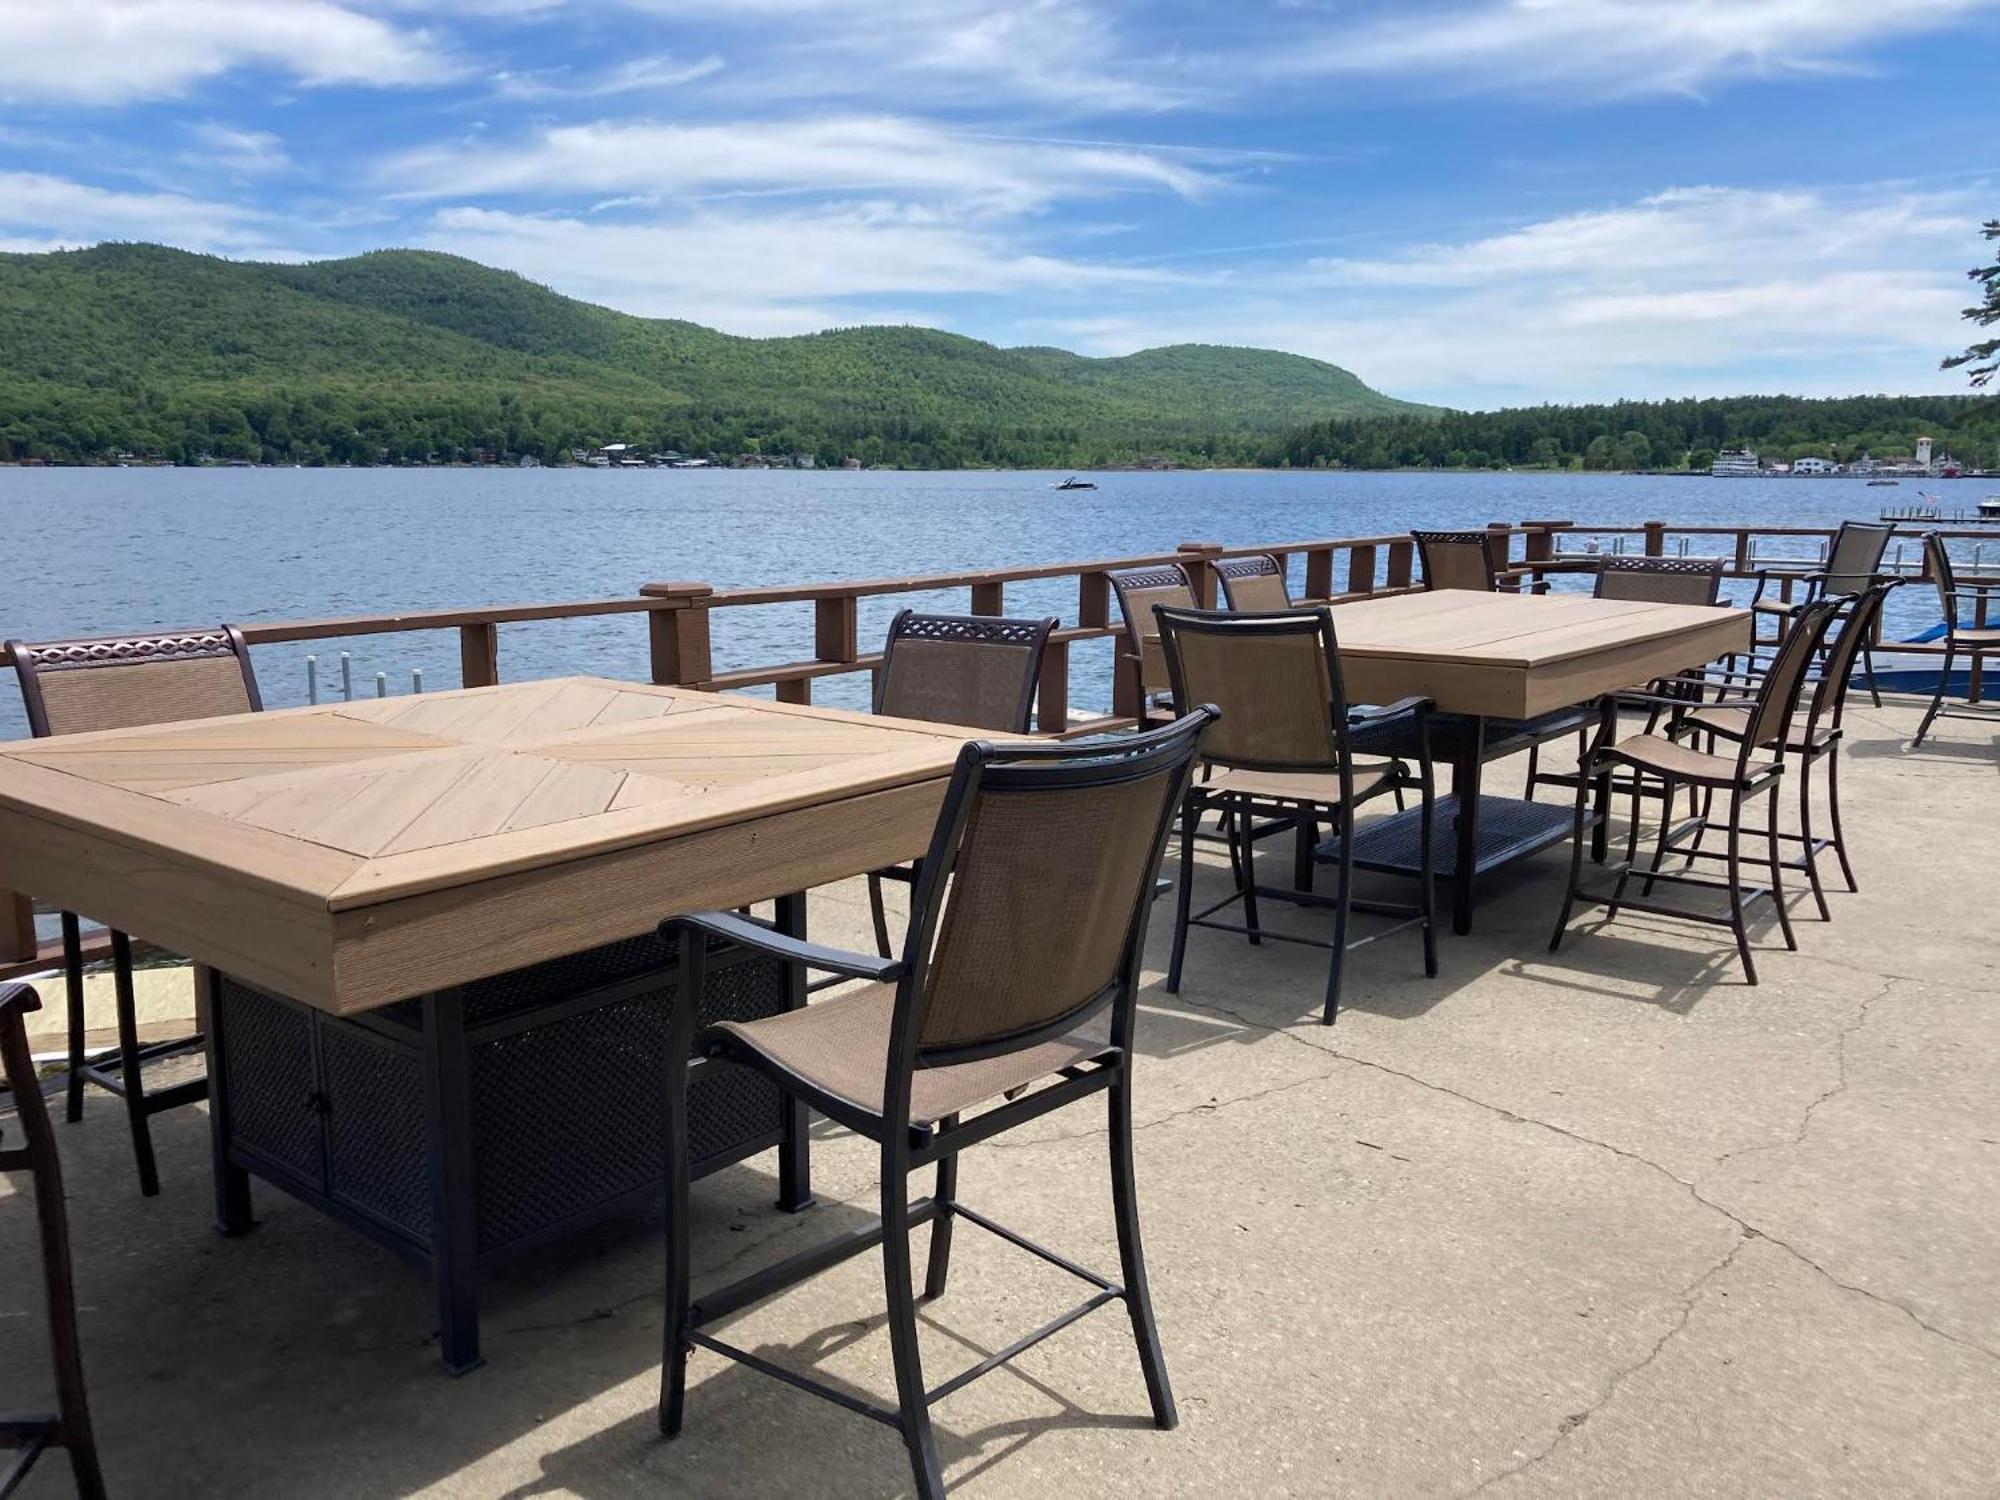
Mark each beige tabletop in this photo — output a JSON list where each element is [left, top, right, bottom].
[[0, 677, 970, 1016], [1327, 589, 1751, 720]]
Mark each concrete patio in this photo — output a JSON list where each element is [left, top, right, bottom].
[[3, 694, 1996, 1498]]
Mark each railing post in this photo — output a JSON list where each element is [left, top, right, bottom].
[[1644, 520, 1666, 557], [641, 581, 714, 687], [0, 892, 35, 965], [1078, 572, 1110, 628], [1483, 522, 1514, 589], [1345, 545, 1377, 597], [814, 596, 858, 663], [458, 623, 499, 688], [1177, 541, 1222, 608], [970, 581, 1004, 616], [1386, 541, 1414, 590], [1305, 547, 1334, 601], [1037, 639, 1069, 733]]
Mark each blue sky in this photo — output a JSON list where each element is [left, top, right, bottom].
[[0, 0, 1995, 408]]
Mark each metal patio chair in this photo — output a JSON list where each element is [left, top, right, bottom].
[[1748, 519, 1892, 704], [1674, 579, 1898, 917], [1215, 553, 1295, 611], [6, 626, 262, 1195], [1548, 597, 1843, 984], [656, 710, 1212, 1500], [1107, 563, 1197, 726], [1912, 530, 2000, 746], [1525, 554, 1727, 802], [0, 981, 106, 1500], [861, 608, 1057, 958], [1156, 606, 1436, 1024], [1411, 529, 1549, 594]]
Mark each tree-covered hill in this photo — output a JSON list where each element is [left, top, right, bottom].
[[0, 244, 1428, 466]]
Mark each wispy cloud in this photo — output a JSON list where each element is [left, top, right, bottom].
[[377, 115, 1228, 214], [185, 122, 293, 176], [492, 51, 725, 101], [0, 170, 289, 254], [1258, 0, 2000, 96]]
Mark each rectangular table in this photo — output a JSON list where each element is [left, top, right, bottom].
[[0, 677, 970, 1370], [1324, 590, 1751, 932]]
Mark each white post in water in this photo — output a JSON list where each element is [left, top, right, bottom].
[[412, 668, 424, 694], [306, 655, 318, 705], [340, 652, 354, 702], [375, 671, 387, 699]]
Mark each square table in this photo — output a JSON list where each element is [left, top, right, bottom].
[[0, 677, 970, 1370], [1322, 589, 1751, 932]]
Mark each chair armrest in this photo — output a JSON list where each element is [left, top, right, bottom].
[[1348, 695, 1430, 723], [661, 911, 906, 983]]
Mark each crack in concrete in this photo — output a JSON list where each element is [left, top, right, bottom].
[[1711, 975, 1894, 1167], [980, 1060, 1346, 1153], [1169, 991, 2000, 1366], [1458, 1231, 1756, 1498]]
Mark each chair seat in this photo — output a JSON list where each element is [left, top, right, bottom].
[[1598, 732, 1778, 786], [1680, 701, 1834, 753], [1751, 598, 1798, 616], [1200, 757, 1397, 807], [1949, 627, 2000, 646], [708, 986, 1110, 1127]]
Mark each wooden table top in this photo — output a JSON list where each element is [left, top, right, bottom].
[[1328, 589, 1750, 719], [0, 677, 971, 1015]]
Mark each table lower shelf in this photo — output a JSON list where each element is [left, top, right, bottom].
[[1318, 794, 1576, 880]]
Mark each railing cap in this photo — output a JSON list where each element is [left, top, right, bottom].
[[639, 581, 714, 601]]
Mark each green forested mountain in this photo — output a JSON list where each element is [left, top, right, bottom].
[[1272, 394, 2000, 472], [0, 243, 1425, 466]]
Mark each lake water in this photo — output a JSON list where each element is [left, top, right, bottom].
[[0, 467, 1964, 737]]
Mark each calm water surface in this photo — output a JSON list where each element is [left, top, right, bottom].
[[0, 467, 1958, 736]]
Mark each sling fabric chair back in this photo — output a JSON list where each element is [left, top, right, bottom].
[[1411, 530, 1497, 592], [1215, 554, 1293, 612], [1593, 554, 1725, 606], [874, 609, 1056, 733], [10, 626, 261, 737]]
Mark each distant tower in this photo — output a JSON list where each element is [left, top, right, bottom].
[[1916, 435, 1934, 467]]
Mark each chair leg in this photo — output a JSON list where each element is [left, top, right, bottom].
[[882, 1168, 946, 1500], [1417, 772, 1438, 979], [1321, 803, 1354, 1026], [61, 912, 86, 1124], [1825, 743, 1858, 893], [1641, 773, 1680, 898], [1291, 811, 1315, 895], [1765, 784, 1797, 952], [1166, 797, 1198, 993], [867, 872, 893, 960], [923, 1130, 958, 1303], [1548, 761, 1593, 952], [1523, 741, 1540, 803], [1725, 792, 1758, 984], [1108, 1066, 1177, 1430], [658, 1092, 693, 1438], [1235, 801, 1261, 946], [1796, 750, 1831, 921], [1607, 773, 1647, 916], [1913, 643, 1954, 747], [1862, 644, 1882, 709], [109, 931, 160, 1197]]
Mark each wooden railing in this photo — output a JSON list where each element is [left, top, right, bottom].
[[1, 515, 1985, 972]]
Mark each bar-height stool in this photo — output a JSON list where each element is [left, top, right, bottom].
[[1675, 580, 1898, 916], [6, 627, 262, 1195], [1107, 564, 1196, 726], [1549, 598, 1843, 983], [1749, 519, 1893, 703], [1156, 606, 1437, 1023], [861, 608, 1056, 957], [1912, 531, 2000, 746], [0, 982, 106, 1500], [657, 711, 1213, 1500]]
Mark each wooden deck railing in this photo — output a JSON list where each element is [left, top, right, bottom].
[[1, 515, 1986, 972]]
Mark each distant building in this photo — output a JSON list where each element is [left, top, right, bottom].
[[1916, 436, 1933, 468], [841, 456, 864, 470], [1791, 456, 1835, 475]]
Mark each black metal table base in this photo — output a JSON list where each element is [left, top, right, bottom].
[[1322, 793, 1575, 880], [203, 899, 816, 1375]]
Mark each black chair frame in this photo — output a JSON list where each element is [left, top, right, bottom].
[[658, 713, 1211, 1499], [1913, 531, 2000, 746]]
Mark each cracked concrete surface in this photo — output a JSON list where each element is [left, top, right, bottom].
[[1, 699, 1995, 1497]]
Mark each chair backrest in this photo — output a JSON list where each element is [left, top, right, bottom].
[[1593, 555, 1724, 606], [1215, 554, 1293, 611], [1154, 605, 1349, 775], [1743, 598, 1844, 752], [9, 627, 262, 738], [874, 609, 1056, 733], [1924, 531, 1956, 622], [1108, 564, 1196, 699], [1809, 580, 1897, 729], [893, 710, 1211, 1076], [1823, 520, 1896, 596], [1411, 530, 1496, 592]]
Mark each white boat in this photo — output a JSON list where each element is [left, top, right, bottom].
[[1710, 449, 1762, 478]]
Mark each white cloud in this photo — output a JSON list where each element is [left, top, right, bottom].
[[492, 51, 725, 101], [418, 200, 1183, 332], [185, 122, 293, 176], [0, 0, 449, 105], [1262, 0, 2000, 96], [378, 115, 1226, 214], [0, 171, 284, 254]]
